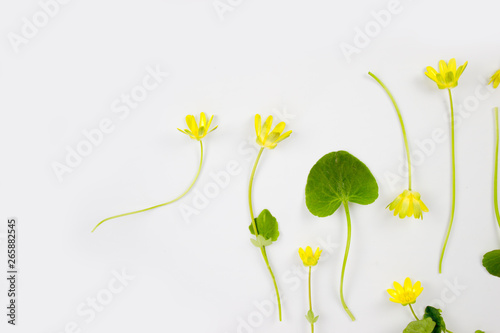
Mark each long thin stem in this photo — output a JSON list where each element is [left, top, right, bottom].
[[368, 72, 412, 189], [92, 140, 204, 232], [340, 201, 356, 321], [260, 247, 282, 321], [309, 266, 314, 333], [248, 147, 282, 321], [494, 107, 500, 230], [408, 304, 419, 321], [249, 148, 264, 235], [439, 89, 456, 273], [308, 266, 312, 311]]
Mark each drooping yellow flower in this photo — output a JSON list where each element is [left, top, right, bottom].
[[488, 69, 500, 89], [299, 246, 322, 267], [425, 58, 468, 89], [178, 112, 218, 140], [387, 189, 429, 220], [255, 114, 292, 149], [387, 277, 423, 306]]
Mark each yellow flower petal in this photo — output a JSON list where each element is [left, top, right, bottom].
[[425, 59, 467, 89], [298, 246, 321, 266], [199, 112, 207, 130], [255, 114, 262, 137], [439, 60, 448, 74], [261, 116, 273, 142], [387, 190, 428, 220], [254, 114, 291, 149], [274, 130, 292, 145], [387, 278, 423, 306], [186, 115, 198, 137], [179, 113, 217, 140], [448, 58, 456, 72]]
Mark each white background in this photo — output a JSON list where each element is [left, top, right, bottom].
[[1, 0, 500, 332]]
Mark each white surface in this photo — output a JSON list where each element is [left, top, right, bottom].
[[1, 0, 500, 332]]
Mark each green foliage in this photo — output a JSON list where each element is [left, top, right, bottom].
[[423, 306, 446, 333], [482, 249, 500, 277], [305, 310, 319, 324], [250, 235, 273, 248], [249, 209, 280, 242], [403, 318, 436, 333], [305, 151, 378, 217]]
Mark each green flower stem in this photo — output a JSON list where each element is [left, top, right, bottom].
[[494, 107, 500, 230], [92, 140, 204, 232], [248, 147, 282, 321], [408, 304, 419, 321], [439, 88, 456, 273], [341, 201, 356, 321], [368, 72, 412, 190], [309, 266, 314, 333], [249, 148, 264, 235]]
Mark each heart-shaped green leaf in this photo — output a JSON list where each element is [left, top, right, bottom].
[[305, 151, 379, 217], [403, 318, 436, 333], [482, 249, 500, 277], [423, 306, 446, 333], [249, 209, 279, 242]]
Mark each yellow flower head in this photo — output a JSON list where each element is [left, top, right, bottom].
[[178, 112, 218, 141], [425, 58, 468, 89], [255, 114, 292, 149], [298, 246, 322, 267], [488, 69, 500, 89], [387, 277, 423, 306], [387, 190, 429, 220]]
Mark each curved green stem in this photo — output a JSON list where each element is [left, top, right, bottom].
[[261, 247, 282, 321], [494, 107, 500, 230], [309, 266, 314, 333], [368, 72, 412, 189], [439, 89, 456, 273], [248, 147, 282, 321], [249, 148, 264, 235], [92, 140, 204, 232], [408, 304, 419, 321], [340, 201, 356, 321]]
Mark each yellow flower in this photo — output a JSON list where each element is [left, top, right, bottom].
[[178, 112, 218, 140], [488, 69, 500, 88], [255, 114, 292, 149], [387, 189, 429, 220], [298, 246, 322, 267], [387, 277, 423, 306], [425, 58, 468, 89]]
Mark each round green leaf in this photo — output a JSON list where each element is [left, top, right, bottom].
[[423, 306, 446, 333], [482, 249, 500, 278], [305, 151, 379, 217], [403, 318, 436, 333]]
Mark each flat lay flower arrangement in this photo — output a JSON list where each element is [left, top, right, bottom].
[[90, 58, 500, 332]]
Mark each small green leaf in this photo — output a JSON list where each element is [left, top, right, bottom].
[[482, 249, 500, 277], [250, 234, 273, 248], [249, 209, 279, 242], [403, 318, 436, 333], [305, 310, 319, 324], [423, 306, 446, 333], [305, 151, 378, 217]]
